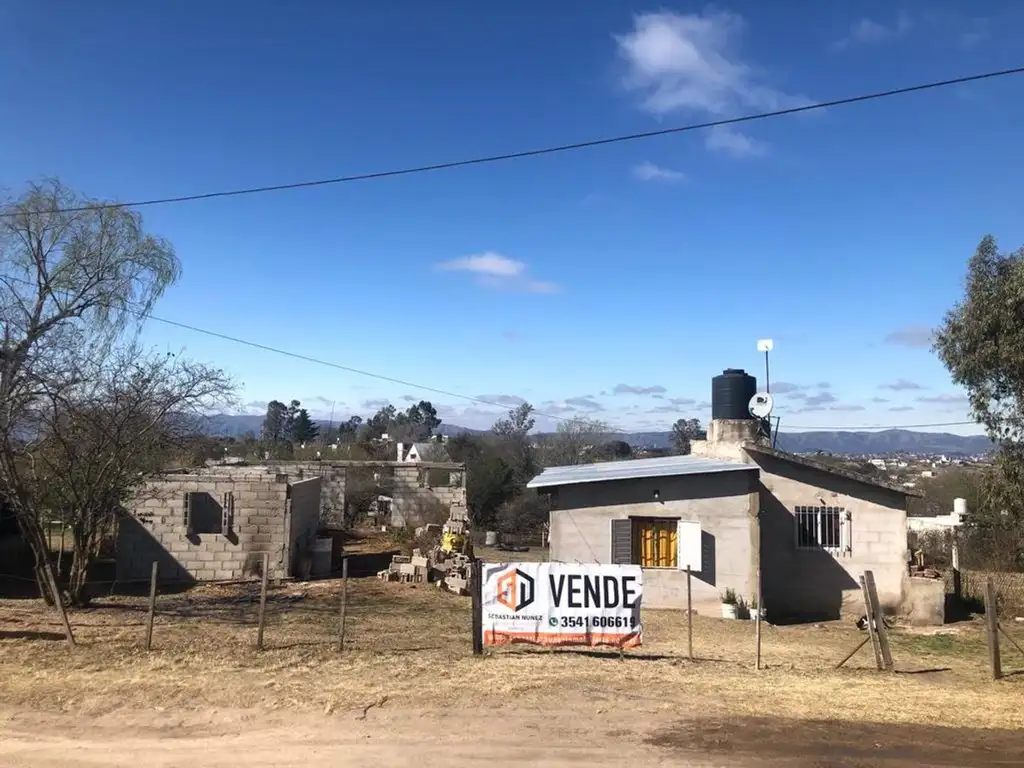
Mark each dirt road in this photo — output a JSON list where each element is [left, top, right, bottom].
[[2, 706, 1022, 768]]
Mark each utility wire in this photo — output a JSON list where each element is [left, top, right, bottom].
[[0, 275, 614, 428], [2, 276, 980, 434], [131, 312, 984, 435], [780, 420, 977, 431], [3, 65, 1023, 218]]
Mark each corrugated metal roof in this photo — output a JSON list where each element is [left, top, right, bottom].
[[526, 455, 756, 489]]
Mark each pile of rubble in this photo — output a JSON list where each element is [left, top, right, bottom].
[[376, 502, 475, 595], [376, 547, 473, 595]]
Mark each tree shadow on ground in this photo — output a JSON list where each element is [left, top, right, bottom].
[[0, 629, 65, 641]]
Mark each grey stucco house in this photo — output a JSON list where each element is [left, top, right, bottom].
[[528, 380, 920, 622]]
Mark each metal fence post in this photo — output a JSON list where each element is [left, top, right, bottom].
[[470, 559, 483, 655]]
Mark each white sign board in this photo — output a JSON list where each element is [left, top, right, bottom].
[[480, 562, 643, 649], [676, 519, 702, 572]]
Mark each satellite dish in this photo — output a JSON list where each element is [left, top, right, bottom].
[[749, 392, 774, 419], [757, 338, 774, 353]]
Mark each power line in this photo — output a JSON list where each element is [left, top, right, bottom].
[[0, 274, 612, 429], [780, 420, 977, 431], [136, 313, 985, 434], [0, 276, 985, 435], [143, 311, 611, 427], [4, 65, 1024, 218]]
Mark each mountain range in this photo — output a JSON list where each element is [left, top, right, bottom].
[[202, 415, 991, 457]]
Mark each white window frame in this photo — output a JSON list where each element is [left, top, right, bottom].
[[794, 505, 851, 555]]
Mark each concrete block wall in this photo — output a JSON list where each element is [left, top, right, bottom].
[[286, 477, 322, 575], [752, 451, 909, 620], [548, 471, 759, 615], [213, 461, 466, 529], [270, 463, 345, 526], [383, 464, 467, 528], [116, 474, 294, 583]]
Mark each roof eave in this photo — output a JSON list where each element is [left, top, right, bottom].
[[742, 442, 925, 498], [526, 462, 756, 490]]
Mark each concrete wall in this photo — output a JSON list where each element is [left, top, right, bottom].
[[548, 470, 759, 614], [390, 464, 466, 526], [287, 477, 322, 576], [207, 461, 467, 528], [116, 474, 321, 583], [750, 450, 908, 621]]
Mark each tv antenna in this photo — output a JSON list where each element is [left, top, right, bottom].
[[756, 338, 774, 393]]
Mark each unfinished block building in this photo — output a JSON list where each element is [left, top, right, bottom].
[[230, 459, 468, 529], [116, 472, 322, 584]]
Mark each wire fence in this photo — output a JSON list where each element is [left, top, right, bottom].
[[2, 562, 1022, 683], [912, 528, 1024, 617]]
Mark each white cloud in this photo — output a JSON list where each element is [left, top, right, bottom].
[[475, 394, 527, 407], [435, 251, 559, 294], [613, 383, 668, 396], [832, 12, 912, 50], [565, 396, 604, 411], [960, 18, 990, 49], [917, 393, 969, 404], [615, 10, 807, 155], [884, 325, 933, 349], [705, 125, 766, 157], [804, 392, 838, 407], [881, 379, 925, 392], [632, 161, 684, 182], [436, 252, 524, 278]]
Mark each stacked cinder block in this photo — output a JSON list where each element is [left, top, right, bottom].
[[377, 552, 431, 583], [376, 547, 473, 596], [436, 552, 472, 596], [443, 502, 468, 535]]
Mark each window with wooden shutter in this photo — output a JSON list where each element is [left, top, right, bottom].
[[610, 519, 632, 564]]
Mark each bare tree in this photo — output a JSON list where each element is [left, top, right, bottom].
[[492, 403, 537, 484], [541, 416, 610, 467], [0, 179, 179, 604], [29, 344, 234, 605], [670, 418, 707, 455]]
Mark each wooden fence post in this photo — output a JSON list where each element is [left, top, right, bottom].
[[754, 517, 763, 671], [256, 552, 270, 651], [337, 557, 349, 652], [470, 559, 483, 655], [686, 566, 693, 661], [984, 577, 1002, 681], [864, 571, 893, 672], [145, 561, 158, 651], [754, 581, 762, 671], [859, 575, 882, 671]]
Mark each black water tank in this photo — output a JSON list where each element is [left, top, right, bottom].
[[711, 368, 757, 420]]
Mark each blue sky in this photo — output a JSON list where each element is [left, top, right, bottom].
[[2, 1, 1021, 435]]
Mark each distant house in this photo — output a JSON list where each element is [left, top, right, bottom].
[[529, 369, 922, 623], [397, 441, 451, 463]]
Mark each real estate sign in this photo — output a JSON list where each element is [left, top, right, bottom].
[[480, 562, 643, 649]]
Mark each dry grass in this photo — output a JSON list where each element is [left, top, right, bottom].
[[1, 576, 1022, 729], [474, 545, 549, 563]]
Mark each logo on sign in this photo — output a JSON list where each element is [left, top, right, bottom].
[[496, 568, 535, 611]]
